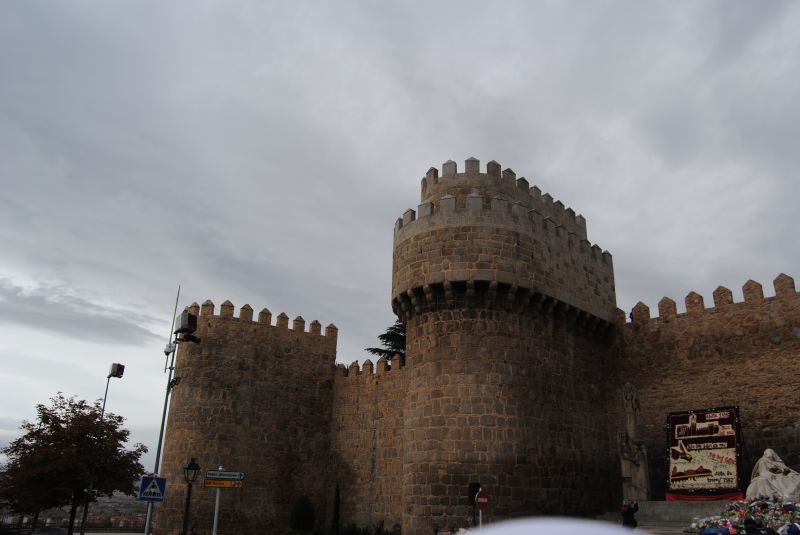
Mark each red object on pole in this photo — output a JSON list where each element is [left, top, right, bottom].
[[475, 490, 490, 510]]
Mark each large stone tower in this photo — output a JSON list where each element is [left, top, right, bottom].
[[391, 158, 618, 533]]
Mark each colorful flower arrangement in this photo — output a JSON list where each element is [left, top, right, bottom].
[[687, 496, 800, 534]]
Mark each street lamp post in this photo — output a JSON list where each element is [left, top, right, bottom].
[[101, 363, 125, 418], [181, 458, 201, 535], [79, 363, 125, 535]]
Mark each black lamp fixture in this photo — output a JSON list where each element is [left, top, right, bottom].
[[183, 457, 201, 484], [181, 457, 201, 535]]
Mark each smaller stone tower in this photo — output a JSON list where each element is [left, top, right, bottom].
[[392, 158, 618, 534], [154, 300, 338, 535]]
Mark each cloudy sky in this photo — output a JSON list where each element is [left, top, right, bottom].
[[1, 1, 798, 470]]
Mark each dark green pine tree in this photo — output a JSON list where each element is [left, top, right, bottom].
[[365, 319, 405, 365]]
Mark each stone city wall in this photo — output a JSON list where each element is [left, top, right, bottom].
[[619, 274, 800, 497], [331, 358, 407, 531], [154, 158, 800, 534]]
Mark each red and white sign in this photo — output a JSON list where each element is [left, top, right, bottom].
[[666, 407, 742, 501], [475, 490, 490, 510]]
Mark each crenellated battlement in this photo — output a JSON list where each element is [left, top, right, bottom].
[[622, 274, 799, 327], [394, 190, 609, 265], [392, 158, 616, 322], [417, 158, 587, 239], [334, 355, 406, 382], [620, 274, 800, 363], [189, 298, 337, 341]]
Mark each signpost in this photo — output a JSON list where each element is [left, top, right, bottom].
[[474, 489, 489, 529], [203, 467, 245, 535], [205, 470, 244, 480], [138, 476, 167, 503], [203, 479, 244, 488]]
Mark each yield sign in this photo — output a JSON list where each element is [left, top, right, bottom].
[[138, 476, 167, 502]]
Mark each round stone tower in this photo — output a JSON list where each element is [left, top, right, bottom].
[[391, 158, 618, 534]]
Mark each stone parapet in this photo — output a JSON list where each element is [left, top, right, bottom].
[[192, 299, 337, 348], [393, 158, 615, 322], [419, 158, 587, 239]]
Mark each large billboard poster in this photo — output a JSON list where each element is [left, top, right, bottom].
[[666, 407, 743, 501]]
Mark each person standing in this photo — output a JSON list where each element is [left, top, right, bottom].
[[620, 499, 638, 529]]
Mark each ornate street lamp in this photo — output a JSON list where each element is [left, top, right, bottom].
[[181, 458, 201, 535]]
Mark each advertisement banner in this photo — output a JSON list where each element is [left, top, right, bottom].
[[666, 407, 743, 501]]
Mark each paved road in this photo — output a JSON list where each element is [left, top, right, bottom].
[[593, 519, 688, 534], [635, 522, 688, 534], [84, 525, 690, 535]]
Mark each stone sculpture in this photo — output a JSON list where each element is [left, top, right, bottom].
[[746, 449, 800, 501], [619, 383, 649, 501]]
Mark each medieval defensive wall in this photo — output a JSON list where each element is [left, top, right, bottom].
[[153, 158, 800, 535], [618, 274, 800, 499], [155, 300, 338, 534]]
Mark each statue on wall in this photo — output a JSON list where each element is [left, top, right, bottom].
[[619, 383, 649, 501]]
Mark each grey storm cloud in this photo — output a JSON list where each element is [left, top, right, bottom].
[[0, 279, 162, 346]]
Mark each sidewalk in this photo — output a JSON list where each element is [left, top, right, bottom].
[[634, 521, 688, 534]]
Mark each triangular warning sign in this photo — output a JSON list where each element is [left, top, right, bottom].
[[142, 479, 163, 499]]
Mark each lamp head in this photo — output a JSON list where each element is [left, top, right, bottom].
[[183, 458, 201, 484], [107, 363, 125, 379]]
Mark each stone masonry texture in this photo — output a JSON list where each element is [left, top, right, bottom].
[[154, 158, 800, 535], [617, 275, 800, 499]]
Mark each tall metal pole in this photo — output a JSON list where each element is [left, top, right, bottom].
[[180, 481, 193, 535], [80, 367, 122, 535], [144, 285, 181, 535], [100, 376, 112, 418], [212, 465, 222, 535]]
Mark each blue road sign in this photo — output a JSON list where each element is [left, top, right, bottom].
[[138, 476, 167, 502]]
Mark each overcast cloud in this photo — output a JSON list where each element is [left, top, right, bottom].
[[1, 1, 798, 470]]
